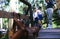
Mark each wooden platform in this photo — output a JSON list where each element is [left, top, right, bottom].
[[37, 29, 60, 39], [39, 29, 60, 32]]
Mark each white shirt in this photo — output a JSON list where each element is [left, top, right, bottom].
[[33, 12, 38, 21], [36, 10, 43, 15], [33, 9, 43, 20]]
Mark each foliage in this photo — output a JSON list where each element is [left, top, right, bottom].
[[3, 18, 9, 29], [6, 0, 10, 3], [1, 30, 9, 39]]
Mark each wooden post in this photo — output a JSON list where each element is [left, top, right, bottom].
[[0, 18, 2, 29], [8, 19, 13, 30]]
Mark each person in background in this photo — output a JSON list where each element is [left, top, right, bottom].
[[33, 7, 38, 26], [57, 8, 60, 18], [45, 0, 54, 28], [33, 7, 43, 28], [36, 7, 43, 28]]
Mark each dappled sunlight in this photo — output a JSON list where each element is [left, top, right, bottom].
[[0, 0, 60, 39]]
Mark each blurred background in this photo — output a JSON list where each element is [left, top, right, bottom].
[[0, 0, 60, 39]]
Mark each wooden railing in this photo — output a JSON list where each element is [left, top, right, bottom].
[[0, 10, 40, 39], [0, 0, 40, 39]]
